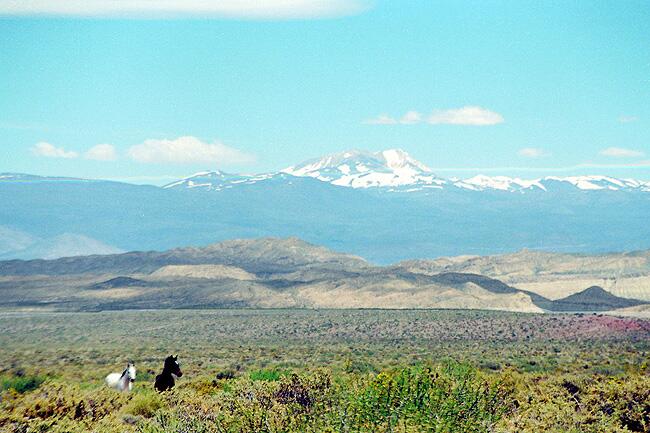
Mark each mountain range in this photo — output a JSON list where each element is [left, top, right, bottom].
[[0, 237, 647, 314], [1, 149, 649, 262], [166, 149, 650, 193]]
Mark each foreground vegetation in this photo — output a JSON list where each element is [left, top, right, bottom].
[[1, 309, 648, 432]]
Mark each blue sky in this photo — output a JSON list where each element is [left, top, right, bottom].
[[1, 0, 649, 184]]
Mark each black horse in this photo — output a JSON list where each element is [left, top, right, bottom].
[[154, 355, 183, 392]]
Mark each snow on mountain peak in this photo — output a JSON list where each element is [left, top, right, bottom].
[[542, 175, 647, 191], [164, 150, 650, 193], [451, 174, 650, 192], [162, 170, 274, 190], [379, 149, 431, 173], [456, 175, 546, 191], [282, 148, 441, 188]]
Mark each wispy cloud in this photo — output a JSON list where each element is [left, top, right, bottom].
[[518, 147, 549, 158], [431, 161, 650, 173], [363, 114, 398, 125], [399, 111, 422, 124], [428, 106, 504, 126], [365, 106, 504, 126], [599, 147, 644, 158], [619, 115, 638, 123], [31, 142, 78, 159], [85, 143, 117, 161], [364, 111, 423, 125], [127, 136, 255, 165], [0, 0, 370, 19]]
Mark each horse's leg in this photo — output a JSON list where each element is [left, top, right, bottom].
[[154, 374, 162, 392]]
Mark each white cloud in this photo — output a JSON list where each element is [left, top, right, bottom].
[[0, 0, 369, 19], [85, 143, 117, 161], [428, 106, 504, 126], [599, 147, 644, 158], [518, 147, 548, 158], [399, 111, 422, 124], [127, 136, 254, 165], [367, 106, 504, 126], [619, 115, 638, 123], [363, 114, 398, 125], [31, 142, 78, 159]]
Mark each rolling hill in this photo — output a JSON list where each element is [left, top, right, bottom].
[[0, 237, 646, 314]]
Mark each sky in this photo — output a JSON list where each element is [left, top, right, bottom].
[[1, 0, 649, 185]]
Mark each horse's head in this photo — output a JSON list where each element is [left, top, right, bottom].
[[165, 355, 183, 377], [126, 362, 136, 383]]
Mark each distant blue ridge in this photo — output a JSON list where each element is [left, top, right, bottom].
[[1, 171, 649, 263]]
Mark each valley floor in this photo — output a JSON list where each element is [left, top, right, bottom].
[[1, 309, 649, 432]]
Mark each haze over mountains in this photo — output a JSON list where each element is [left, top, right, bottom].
[[1, 149, 649, 262]]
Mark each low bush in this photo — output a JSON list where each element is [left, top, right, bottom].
[[215, 369, 237, 380], [125, 392, 165, 418], [499, 372, 650, 432], [0, 375, 45, 394], [138, 363, 513, 433], [249, 368, 287, 382]]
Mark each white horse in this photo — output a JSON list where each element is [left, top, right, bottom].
[[105, 363, 136, 392]]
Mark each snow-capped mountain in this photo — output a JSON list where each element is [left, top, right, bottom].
[[451, 175, 546, 192], [164, 149, 650, 193], [281, 149, 446, 189], [3, 158, 650, 263], [451, 175, 650, 192], [163, 170, 274, 191], [543, 176, 650, 192]]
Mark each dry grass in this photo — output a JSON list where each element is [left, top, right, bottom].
[[1, 309, 648, 432]]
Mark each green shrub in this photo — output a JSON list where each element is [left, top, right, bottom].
[[336, 363, 512, 432], [138, 363, 512, 433], [249, 368, 287, 382], [344, 357, 377, 374], [499, 372, 650, 433], [0, 374, 45, 393], [125, 393, 165, 418]]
